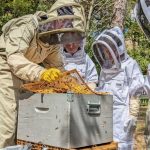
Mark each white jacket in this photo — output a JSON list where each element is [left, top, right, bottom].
[[97, 56, 144, 149], [62, 47, 98, 84]]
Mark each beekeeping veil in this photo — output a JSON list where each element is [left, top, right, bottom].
[[38, 0, 86, 45], [134, 0, 150, 39], [92, 26, 127, 73]]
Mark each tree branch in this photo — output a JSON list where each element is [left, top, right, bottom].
[[86, 0, 95, 33]]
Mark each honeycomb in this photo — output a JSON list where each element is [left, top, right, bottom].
[[22, 69, 108, 95]]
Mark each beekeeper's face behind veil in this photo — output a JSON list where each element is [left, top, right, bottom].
[[62, 32, 83, 55], [37, 0, 86, 45], [92, 26, 127, 74]]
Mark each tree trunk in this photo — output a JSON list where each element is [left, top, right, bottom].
[[111, 0, 127, 30], [86, 0, 95, 32]]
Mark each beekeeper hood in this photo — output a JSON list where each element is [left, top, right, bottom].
[[38, 0, 86, 45], [92, 26, 127, 73], [134, 0, 150, 39], [61, 34, 86, 64]]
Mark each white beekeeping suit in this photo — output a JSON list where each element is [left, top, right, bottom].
[[134, 0, 150, 97], [92, 26, 144, 150], [61, 38, 98, 90], [134, 1, 150, 149]]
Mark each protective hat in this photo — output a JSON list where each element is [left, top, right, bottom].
[[61, 32, 84, 44], [134, 0, 150, 39], [38, 0, 86, 45], [92, 26, 126, 72], [105, 26, 127, 61]]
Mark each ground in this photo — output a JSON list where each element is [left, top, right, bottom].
[[134, 105, 147, 150]]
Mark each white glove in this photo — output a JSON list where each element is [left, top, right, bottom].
[[124, 115, 137, 133]]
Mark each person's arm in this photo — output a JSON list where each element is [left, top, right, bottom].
[[5, 16, 45, 82], [129, 60, 144, 117], [130, 64, 150, 98], [8, 53, 45, 81], [85, 55, 98, 90], [129, 60, 144, 97], [143, 64, 150, 98], [144, 75, 150, 97], [124, 60, 144, 132]]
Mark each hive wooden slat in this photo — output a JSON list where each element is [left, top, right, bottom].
[[17, 140, 117, 150]]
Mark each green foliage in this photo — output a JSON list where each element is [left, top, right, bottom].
[[88, 0, 114, 34], [124, 18, 150, 74], [80, 0, 114, 72], [0, 0, 55, 34], [124, 0, 150, 74], [128, 47, 150, 74], [140, 96, 149, 106]]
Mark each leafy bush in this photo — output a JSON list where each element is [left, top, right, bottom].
[[125, 3, 150, 74]]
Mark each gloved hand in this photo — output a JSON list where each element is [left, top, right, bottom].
[[40, 68, 62, 82], [124, 115, 137, 133]]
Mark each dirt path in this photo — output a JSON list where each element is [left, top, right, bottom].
[[134, 106, 147, 150]]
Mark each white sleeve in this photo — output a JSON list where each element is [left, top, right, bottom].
[[7, 53, 45, 82], [129, 60, 144, 117], [144, 75, 150, 98], [129, 60, 145, 97], [85, 55, 98, 83], [5, 16, 46, 81], [5, 16, 37, 56]]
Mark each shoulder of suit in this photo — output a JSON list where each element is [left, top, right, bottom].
[[23, 14, 39, 29], [15, 14, 39, 29]]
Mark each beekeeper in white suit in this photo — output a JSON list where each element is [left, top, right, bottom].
[[61, 33, 98, 90], [134, 1, 150, 149], [0, 0, 86, 148], [92, 26, 144, 150], [134, 0, 150, 97]]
